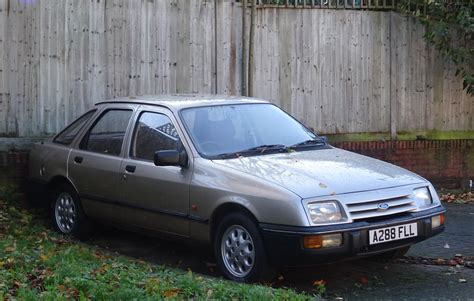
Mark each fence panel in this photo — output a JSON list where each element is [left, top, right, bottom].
[[0, 0, 472, 138]]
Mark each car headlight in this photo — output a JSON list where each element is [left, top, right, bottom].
[[307, 201, 345, 224], [413, 187, 433, 209]]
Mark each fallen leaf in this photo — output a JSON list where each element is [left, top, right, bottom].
[[444, 243, 450, 249], [313, 279, 326, 286], [435, 258, 446, 265], [448, 260, 458, 266], [163, 288, 181, 298], [319, 183, 328, 188], [359, 276, 369, 285], [458, 278, 467, 283], [278, 275, 284, 281]]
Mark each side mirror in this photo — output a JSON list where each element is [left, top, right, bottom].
[[154, 150, 188, 168], [320, 136, 329, 144]]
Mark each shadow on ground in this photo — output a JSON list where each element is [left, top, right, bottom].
[[85, 203, 474, 300]]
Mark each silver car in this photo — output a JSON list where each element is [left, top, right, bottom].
[[27, 95, 446, 282]]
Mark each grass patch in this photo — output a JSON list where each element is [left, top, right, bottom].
[[0, 186, 317, 300]]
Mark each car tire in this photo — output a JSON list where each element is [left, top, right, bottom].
[[50, 183, 92, 240], [214, 212, 274, 283], [373, 246, 410, 261]]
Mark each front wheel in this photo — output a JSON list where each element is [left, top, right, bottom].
[[214, 212, 274, 282], [51, 184, 92, 240]]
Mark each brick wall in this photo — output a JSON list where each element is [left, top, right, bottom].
[[0, 140, 472, 189], [333, 140, 473, 188], [0, 151, 29, 187]]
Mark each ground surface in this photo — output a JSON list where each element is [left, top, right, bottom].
[[88, 203, 474, 300], [0, 194, 314, 300]]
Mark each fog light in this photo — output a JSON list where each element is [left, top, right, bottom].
[[431, 214, 445, 229], [303, 234, 342, 249]]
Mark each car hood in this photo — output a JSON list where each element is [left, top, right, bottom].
[[212, 148, 426, 199]]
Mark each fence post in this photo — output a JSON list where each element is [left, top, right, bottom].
[[241, 0, 248, 96], [389, 11, 397, 140], [248, 0, 256, 96], [214, 0, 218, 94]]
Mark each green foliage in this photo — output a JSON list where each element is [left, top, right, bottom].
[[0, 192, 318, 300], [400, 0, 474, 95]]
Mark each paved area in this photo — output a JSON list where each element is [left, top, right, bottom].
[[408, 203, 474, 259], [87, 203, 474, 300]]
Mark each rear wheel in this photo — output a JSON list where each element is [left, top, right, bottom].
[[51, 183, 92, 240], [214, 212, 274, 282]]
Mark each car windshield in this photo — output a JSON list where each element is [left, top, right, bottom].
[[180, 103, 324, 159]]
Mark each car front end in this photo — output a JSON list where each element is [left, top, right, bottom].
[[260, 183, 445, 266], [177, 99, 446, 279]]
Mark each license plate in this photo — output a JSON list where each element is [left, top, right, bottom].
[[369, 223, 418, 245]]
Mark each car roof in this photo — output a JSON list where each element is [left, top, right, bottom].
[[95, 94, 269, 110]]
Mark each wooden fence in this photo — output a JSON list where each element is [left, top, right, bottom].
[[246, 0, 398, 9], [0, 0, 472, 140]]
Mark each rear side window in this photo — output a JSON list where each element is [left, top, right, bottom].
[[53, 110, 96, 145], [131, 112, 182, 161], [81, 109, 133, 156]]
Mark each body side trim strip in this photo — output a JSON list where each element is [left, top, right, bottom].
[[80, 193, 209, 224]]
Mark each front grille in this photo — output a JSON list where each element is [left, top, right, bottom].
[[346, 196, 417, 221]]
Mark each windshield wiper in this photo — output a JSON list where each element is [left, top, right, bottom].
[[212, 144, 288, 159], [238, 144, 288, 154], [289, 139, 326, 149]]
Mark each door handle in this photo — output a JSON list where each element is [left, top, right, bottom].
[[125, 165, 136, 173], [74, 156, 83, 164]]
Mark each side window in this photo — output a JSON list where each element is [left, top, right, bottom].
[[53, 110, 97, 145], [81, 109, 133, 156], [131, 112, 182, 161]]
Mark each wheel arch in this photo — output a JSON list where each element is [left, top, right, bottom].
[[48, 175, 79, 194], [209, 202, 259, 245]]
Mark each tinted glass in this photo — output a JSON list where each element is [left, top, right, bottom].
[[53, 110, 96, 145], [131, 112, 182, 161], [83, 109, 133, 156], [180, 103, 316, 157]]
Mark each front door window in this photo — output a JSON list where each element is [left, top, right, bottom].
[[131, 112, 183, 161]]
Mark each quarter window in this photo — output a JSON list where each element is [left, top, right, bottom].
[[82, 109, 133, 156], [131, 112, 182, 161], [53, 110, 96, 145]]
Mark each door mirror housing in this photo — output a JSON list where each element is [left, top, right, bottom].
[[154, 150, 188, 168], [320, 136, 328, 144]]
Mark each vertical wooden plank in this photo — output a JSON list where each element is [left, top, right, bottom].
[[391, 13, 408, 134], [312, 9, 323, 132], [277, 8, 292, 112], [1, 2, 473, 139], [0, 0, 6, 136]]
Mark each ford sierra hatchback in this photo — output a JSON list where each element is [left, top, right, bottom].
[[28, 95, 446, 282]]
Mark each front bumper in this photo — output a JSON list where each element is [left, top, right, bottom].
[[260, 206, 446, 267]]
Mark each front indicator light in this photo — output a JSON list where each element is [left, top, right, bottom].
[[303, 233, 342, 249], [431, 214, 445, 229]]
